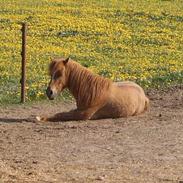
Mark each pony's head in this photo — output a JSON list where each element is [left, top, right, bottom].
[[46, 57, 70, 100]]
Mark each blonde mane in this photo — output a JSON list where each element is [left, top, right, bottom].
[[66, 61, 112, 109]]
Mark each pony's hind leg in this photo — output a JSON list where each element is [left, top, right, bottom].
[[91, 103, 118, 120]]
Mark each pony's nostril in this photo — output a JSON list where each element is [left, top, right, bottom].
[[50, 90, 53, 96], [46, 87, 53, 96], [46, 87, 55, 100]]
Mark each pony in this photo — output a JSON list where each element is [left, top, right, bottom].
[[36, 57, 149, 122]]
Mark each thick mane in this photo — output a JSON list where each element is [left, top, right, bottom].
[[66, 61, 112, 109]]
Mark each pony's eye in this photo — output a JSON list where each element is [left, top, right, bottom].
[[53, 71, 62, 80]]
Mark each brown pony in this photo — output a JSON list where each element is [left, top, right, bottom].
[[36, 57, 149, 122]]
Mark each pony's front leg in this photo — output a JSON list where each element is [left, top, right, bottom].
[[36, 108, 98, 122]]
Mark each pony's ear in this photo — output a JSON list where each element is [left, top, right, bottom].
[[63, 57, 70, 65]]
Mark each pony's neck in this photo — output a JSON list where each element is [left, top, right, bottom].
[[66, 61, 92, 99], [66, 61, 111, 108]]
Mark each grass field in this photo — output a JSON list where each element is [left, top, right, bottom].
[[0, 0, 183, 104]]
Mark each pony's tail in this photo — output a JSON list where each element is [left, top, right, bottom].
[[144, 97, 150, 111]]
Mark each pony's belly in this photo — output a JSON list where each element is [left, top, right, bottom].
[[92, 82, 148, 119], [92, 101, 128, 119]]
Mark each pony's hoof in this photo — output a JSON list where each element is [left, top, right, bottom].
[[36, 116, 41, 121], [36, 116, 46, 122]]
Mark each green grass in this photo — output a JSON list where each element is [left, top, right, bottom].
[[0, 0, 183, 104]]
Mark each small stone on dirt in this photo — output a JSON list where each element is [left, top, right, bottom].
[[96, 175, 106, 181]]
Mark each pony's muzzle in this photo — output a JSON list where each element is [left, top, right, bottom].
[[46, 87, 54, 100]]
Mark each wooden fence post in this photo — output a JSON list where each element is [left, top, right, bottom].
[[21, 23, 27, 103]]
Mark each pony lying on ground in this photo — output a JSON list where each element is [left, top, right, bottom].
[[36, 57, 149, 122]]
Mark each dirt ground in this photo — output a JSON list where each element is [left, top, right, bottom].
[[0, 86, 183, 183]]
